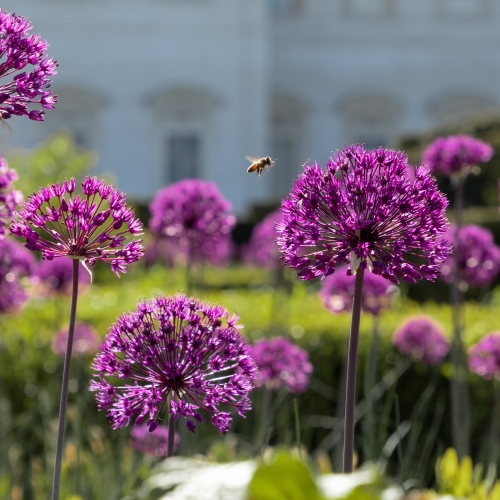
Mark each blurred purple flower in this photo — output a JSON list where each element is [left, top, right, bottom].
[[11, 177, 144, 277], [37, 258, 91, 295], [393, 316, 450, 365], [250, 337, 312, 394], [130, 423, 180, 457], [0, 237, 35, 313], [244, 209, 282, 269], [149, 179, 235, 266], [469, 333, 500, 380], [90, 294, 256, 434], [276, 145, 451, 284], [440, 224, 500, 288], [52, 322, 99, 357], [423, 135, 493, 178], [319, 266, 395, 316], [0, 9, 58, 122], [0, 156, 23, 240]]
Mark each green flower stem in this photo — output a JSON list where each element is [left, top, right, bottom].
[[52, 259, 80, 500], [343, 268, 364, 473]]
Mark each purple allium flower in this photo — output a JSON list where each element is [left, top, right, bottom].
[[0, 156, 23, 240], [250, 337, 312, 394], [11, 177, 144, 276], [440, 224, 500, 288], [244, 209, 282, 269], [469, 333, 500, 380], [149, 179, 236, 265], [37, 258, 91, 295], [276, 145, 451, 284], [393, 316, 450, 365], [0, 236, 35, 313], [423, 135, 493, 178], [319, 265, 395, 316], [130, 423, 180, 457], [52, 322, 99, 357], [90, 295, 256, 434], [0, 9, 58, 122]]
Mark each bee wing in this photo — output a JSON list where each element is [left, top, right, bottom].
[[245, 156, 261, 163], [0, 119, 12, 132]]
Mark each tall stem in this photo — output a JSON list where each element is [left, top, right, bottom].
[[167, 413, 176, 458], [450, 178, 470, 458], [343, 268, 364, 473], [488, 380, 500, 468], [52, 259, 80, 500]]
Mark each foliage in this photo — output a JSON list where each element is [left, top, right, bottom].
[[5, 131, 97, 196]]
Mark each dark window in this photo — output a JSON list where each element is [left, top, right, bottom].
[[168, 134, 200, 183]]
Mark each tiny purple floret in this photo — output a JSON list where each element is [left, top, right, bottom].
[[440, 224, 500, 288], [276, 145, 451, 284], [469, 333, 500, 380], [250, 337, 312, 394], [393, 316, 450, 365], [423, 135, 493, 178], [11, 177, 144, 276], [149, 179, 235, 266], [0, 9, 58, 122], [90, 294, 256, 434], [319, 265, 396, 316]]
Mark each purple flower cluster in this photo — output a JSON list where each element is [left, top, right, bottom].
[[440, 224, 500, 288], [276, 145, 451, 284], [90, 295, 256, 434], [11, 177, 144, 276], [423, 135, 493, 178], [393, 316, 450, 365], [319, 266, 395, 316], [244, 209, 282, 268], [149, 179, 235, 266], [0, 236, 35, 313], [0, 9, 58, 122], [250, 337, 312, 394], [469, 333, 500, 380], [52, 322, 99, 357], [37, 258, 91, 295], [0, 156, 23, 239], [130, 423, 179, 457]]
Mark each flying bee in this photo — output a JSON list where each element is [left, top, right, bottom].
[[245, 156, 275, 176]]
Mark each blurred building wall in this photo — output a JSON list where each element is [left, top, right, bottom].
[[1, 0, 499, 215]]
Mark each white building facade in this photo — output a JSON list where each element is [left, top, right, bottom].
[[1, 0, 500, 216]]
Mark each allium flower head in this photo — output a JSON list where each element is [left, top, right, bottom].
[[130, 423, 179, 457], [52, 322, 99, 356], [469, 333, 500, 380], [0, 156, 23, 239], [11, 177, 144, 276], [149, 179, 235, 265], [0, 236, 35, 313], [90, 295, 256, 434], [319, 266, 395, 316], [440, 224, 500, 288], [393, 316, 450, 365], [423, 135, 493, 178], [276, 145, 451, 284], [0, 9, 58, 121], [250, 337, 312, 394], [244, 209, 282, 268], [37, 258, 91, 295]]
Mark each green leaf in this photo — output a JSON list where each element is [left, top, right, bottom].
[[248, 452, 326, 500]]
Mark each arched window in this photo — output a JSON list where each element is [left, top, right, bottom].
[[269, 92, 308, 199], [425, 92, 498, 124], [338, 92, 403, 149], [146, 86, 221, 185]]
